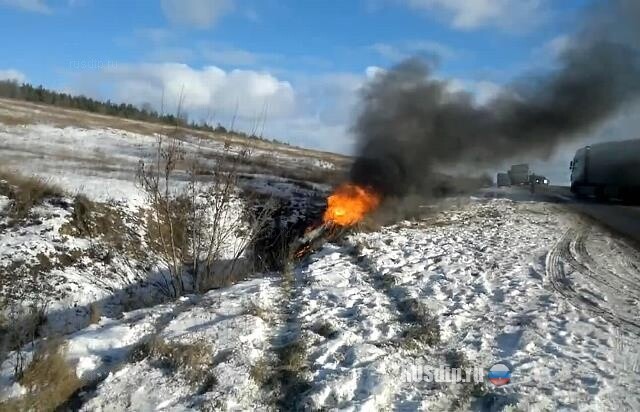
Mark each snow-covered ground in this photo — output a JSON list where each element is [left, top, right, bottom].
[[4, 194, 638, 410], [285, 198, 640, 410], [0, 122, 339, 203], [1, 278, 281, 410], [0, 118, 330, 327], [1, 110, 640, 410]]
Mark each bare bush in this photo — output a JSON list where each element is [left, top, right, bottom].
[[0, 169, 64, 219], [138, 135, 189, 297], [130, 336, 215, 387], [0, 339, 81, 412], [138, 132, 276, 296], [399, 298, 441, 347], [186, 141, 277, 292], [0, 299, 50, 382], [88, 302, 101, 325]]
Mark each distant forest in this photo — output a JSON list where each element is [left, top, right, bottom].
[[0, 80, 289, 145]]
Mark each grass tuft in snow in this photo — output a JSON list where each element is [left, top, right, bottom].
[[243, 300, 270, 323], [60, 196, 143, 259], [0, 339, 81, 412], [446, 349, 489, 411], [311, 321, 339, 340], [66, 194, 93, 237], [279, 339, 307, 373], [0, 169, 64, 220], [1, 300, 49, 371], [274, 335, 311, 409], [400, 298, 441, 347], [130, 336, 216, 389], [249, 356, 272, 388]]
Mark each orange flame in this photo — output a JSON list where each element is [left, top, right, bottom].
[[323, 183, 381, 227]]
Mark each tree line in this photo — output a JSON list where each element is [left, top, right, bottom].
[[0, 80, 289, 145]]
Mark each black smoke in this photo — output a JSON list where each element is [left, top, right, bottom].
[[351, 0, 640, 197]]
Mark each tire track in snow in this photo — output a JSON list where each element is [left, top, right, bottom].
[[571, 229, 640, 295], [546, 229, 640, 336], [611, 238, 640, 284]]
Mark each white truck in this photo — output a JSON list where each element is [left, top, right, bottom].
[[570, 139, 640, 202]]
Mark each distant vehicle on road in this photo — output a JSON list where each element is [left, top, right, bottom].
[[508, 164, 530, 185], [570, 139, 640, 202], [497, 173, 511, 187], [496, 165, 548, 188], [529, 174, 549, 185]]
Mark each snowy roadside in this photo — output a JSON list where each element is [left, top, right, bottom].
[[3, 150, 640, 410], [285, 197, 640, 410]]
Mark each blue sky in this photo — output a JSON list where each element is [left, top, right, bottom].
[[2, 0, 624, 183]]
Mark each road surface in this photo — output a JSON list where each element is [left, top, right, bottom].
[[483, 185, 640, 245]]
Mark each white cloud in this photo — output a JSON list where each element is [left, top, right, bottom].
[[403, 0, 546, 30], [161, 0, 234, 29], [135, 27, 174, 44], [146, 47, 196, 63], [365, 66, 385, 80], [544, 34, 571, 58], [201, 44, 281, 67], [96, 63, 295, 120], [0, 69, 27, 82], [369, 40, 458, 62], [430, 75, 503, 106], [70, 63, 378, 154], [294, 72, 367, 129], [472, 81, 502, 104], [0, 0, 50, 13]]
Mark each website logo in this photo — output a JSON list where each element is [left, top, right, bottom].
[[487, 363, 511, 386]]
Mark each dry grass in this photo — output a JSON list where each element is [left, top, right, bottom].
[[130, 336, 215, 388], [144, 197, 190, 259], [399, 298, 441, 347], [249, 357, 272, 387], [59, 195, 144, 259], [66, 194, 93, 236], [278, 338, 307, 374], [274, 336, 311, 409], [0, 169, 64, 220], [0, 98, 351, 166], [88, 302, 101, 325], [243, 300, 270, 323], [0, 113, 34, 126], [0, 340, 81, 412]]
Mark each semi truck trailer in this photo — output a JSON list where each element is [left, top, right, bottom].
[[570, 139, 640, 201], [508, 164, 530, 185]]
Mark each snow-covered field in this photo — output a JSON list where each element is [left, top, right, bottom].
[[0, 118, 332, 327], [0, 122, 339, 203], [1, 110, 640, 411]]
